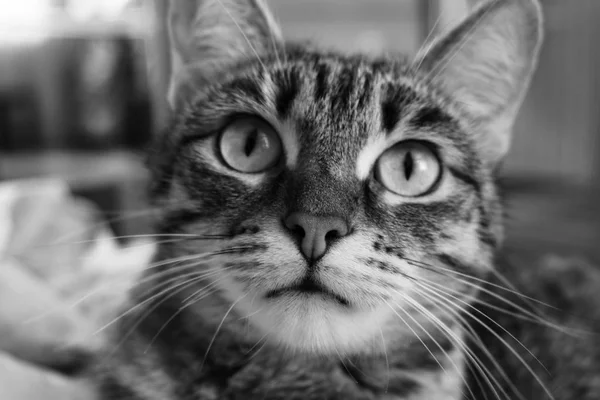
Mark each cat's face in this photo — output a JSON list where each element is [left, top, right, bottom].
[[151, 0, 542, 355]]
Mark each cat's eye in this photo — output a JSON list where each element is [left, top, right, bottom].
[[375, 141, 442, 197], [219, 117, 282, 173]]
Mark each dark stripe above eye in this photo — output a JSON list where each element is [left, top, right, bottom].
[[380, 83, 415, 133], [229, 77, 264, 106], [380, 100, 399, 133], [409, 106, 454, 128], [331, 65, 356, 113], [275, 69, 299, 118]]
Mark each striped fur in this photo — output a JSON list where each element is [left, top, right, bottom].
[[94, 0, 543, 399]]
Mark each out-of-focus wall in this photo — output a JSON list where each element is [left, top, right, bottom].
[[268, 0, 425, 55], [434, 0, 600, 188], [510, 0, 600, 187]]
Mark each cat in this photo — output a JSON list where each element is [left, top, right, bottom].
[[90, 0, 599, 398]]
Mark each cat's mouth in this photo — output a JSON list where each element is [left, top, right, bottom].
[[265, 277, 350, 307]]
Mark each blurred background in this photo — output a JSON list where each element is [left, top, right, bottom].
[[0, 0, 598, 260]]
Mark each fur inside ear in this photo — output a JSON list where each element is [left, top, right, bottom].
[[414, 0, 543, 163], [167, 0, 283, 110]]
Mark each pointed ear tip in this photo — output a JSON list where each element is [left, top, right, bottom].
[[510, 0, 544, 32], [494, 0, 544, 54], [480, 0, 543, 31], [520, 0, 545, 55]]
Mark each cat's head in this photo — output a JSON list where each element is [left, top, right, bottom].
[[149, 0, 542, 355]]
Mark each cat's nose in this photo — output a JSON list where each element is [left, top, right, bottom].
[[284, 212, 349, 261]]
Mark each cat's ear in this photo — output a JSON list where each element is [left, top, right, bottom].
[[167, 0, 283, 110], [414, 0, 543, 164]]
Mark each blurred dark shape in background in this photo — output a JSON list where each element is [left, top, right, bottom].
[[0, 0, 157, 237], [0, 0, 598, 259], [0, 0, 155, 151]]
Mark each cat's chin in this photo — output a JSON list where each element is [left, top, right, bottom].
[[233, 290, 392, 355]]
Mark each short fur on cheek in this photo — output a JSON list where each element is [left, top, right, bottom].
[[152, 31, 530, 357], [97, 1, 544, 399]]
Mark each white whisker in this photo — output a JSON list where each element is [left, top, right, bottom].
[[390, 293, 478, 400], [201, 293, 248, 371], [410, 283, 526, 400], [378, 327, 390, 393], [380, 297, 446, 373], [215, 0, 267, 71]]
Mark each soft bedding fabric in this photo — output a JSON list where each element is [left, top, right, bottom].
[[0, 179, 153, 399]]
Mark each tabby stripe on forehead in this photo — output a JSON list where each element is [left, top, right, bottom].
[[314, 62, 331, 101], [356, 72, 373, 110], [331, 65, 357, 113], [409, 106, 454, 128], [230, 76, 265, 106], [380, 83, 416, 133], [275, 68, 299, 118]]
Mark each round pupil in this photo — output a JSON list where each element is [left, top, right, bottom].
[[403, 151, 415, 180], [244, 129, 258, 156]]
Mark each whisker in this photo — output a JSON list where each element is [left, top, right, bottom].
[[245, 332, 270, 362], [92, 270, 209, 336], [51, 207, 161, 244], [143, 278, 228, 354], [239, 307, 263, 321], [180, 271, 231, 307], [417, 279, 550, 371], [46, 195, 207, 246], [332, 345, 356, 384], [119, 269, 233, 359], [412, 280, 556, 400], [420, 278, 550, 368], [380, 297, 446, 373], [215, 0, 267, 71], [245, 331, 270, 356], [378, 327, 390, 393], [32, 241, 244, 327], [409, 294, 508, 400], [389, 294, 480, 400], [65, 254, 218, 310], [413, 13, 443, 72], [405, 260, 580, 335], [488, 265, 553, 317], [21, 259, 203, 325], [264, 9, 283, 70], [405, 257, 557, 310], [410, 283, 528, 400], [98, 276, 206, 364], [200, 293, 248, 371], [134, 266, 224, 309], [35, 233, 230, 249], [416, 265, 585, 337]]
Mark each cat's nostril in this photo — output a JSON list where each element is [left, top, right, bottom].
[[284, 212, 349, 261], [283, 215, 305, 238], [325, 229, 341, 241], [290, 223, 306, 238]]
